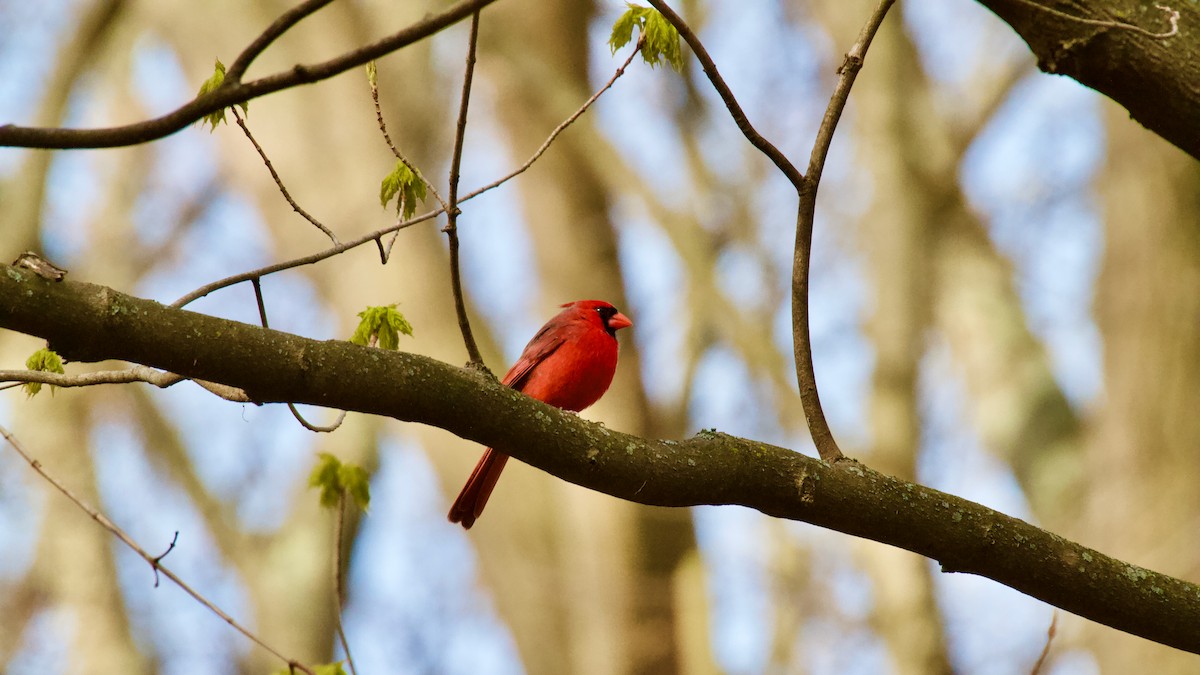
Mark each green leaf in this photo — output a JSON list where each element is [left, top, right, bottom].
[[338, 463, 371, 512], [366, 60, 378, 88], [642, 8, 684, 70], [378, 160, 428, 219], [197, 59, 228, 130], [608, 4, 683, 71], [308, 453, 345, 509], [24, 347, 64, 397], [608, 4, 650, 53], [350, 305, 413, 350], [196, 58, 248, 131], [308, 453, 371, 512]]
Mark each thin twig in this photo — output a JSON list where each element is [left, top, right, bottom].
[[332, 495, 359, 675], [462, 39, 641, 201], [226, 0, 337, 82], [171, 208, 442, 308], [1030, 612, 1058, 674], [0, 424, 317, 675], [251, 277, 270, 328], [233, 108, 339, 244], [171, 40, 643, 310], [369, 66, 448, 212], [645, 0, 804, 188], [0, 0, 503, 150], [252, 274, 348, 432], [0, 367, 250, 402], [369, 61, 449, 263], [805, 0, 894, 188], [792, 0, 895, 462], [151, 531, 180, 588], [287, 403, 348, 433], [443, 11, 485, 367], [650, 0, 893, 462]]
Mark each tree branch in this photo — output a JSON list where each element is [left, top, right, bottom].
[[644, 0, 804, 187], [793, 0, 895, 462], [443, 11, 485, 367], [648, 0, 893, 462], [0, 423, 316, 675], [972, 0, 1199, 160], [225, 0, 337, 83], [0, 366, 250, 402], [3, 265, 1200, 654], [0, 0, 501, 149]]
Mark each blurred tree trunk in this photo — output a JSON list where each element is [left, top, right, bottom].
[[845, 14, 953, 675], [932, 204, 1085, 521], [1080, 101, 1200, 672]]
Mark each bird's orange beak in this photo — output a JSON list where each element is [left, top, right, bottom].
[[608, 311, 633, 331]]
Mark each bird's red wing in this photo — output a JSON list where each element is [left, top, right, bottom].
[[501, 326, 565, 391]]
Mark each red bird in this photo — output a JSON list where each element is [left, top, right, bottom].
[[448, 300, 633, 529]]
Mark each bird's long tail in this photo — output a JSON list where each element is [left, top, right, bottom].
[[448, 449, 510, 529]]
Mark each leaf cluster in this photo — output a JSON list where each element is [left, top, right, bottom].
[[195, 59, 249, 131], [24, 347, 64, 397], [608, 3, 684, 71], [308, 453, 371, 512], [350, 305, 413, 350], [379, 160, 428, 219]]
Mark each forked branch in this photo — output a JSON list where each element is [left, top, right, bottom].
[[647, 0, 895, 462]]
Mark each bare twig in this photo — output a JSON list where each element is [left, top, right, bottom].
[[791, 0, 896, 461], [462, 38, 641, 200], [645, 0, 804, 188], [0, 424, 317, 675], [369, 66, 448, 212], [170, 208, 442, 308], [1007, 0, 1179, 39], [233, 108, 339, 244], [171, 40, 644, 310], [0, 367, 251, 402], [443, 11, 485, 367], [251, 276, 347, 433], [368, 61, 449, 263], [647, 0, 897, 462], [804, 0, 894, 194], [332, 495, 359, 675], [251, 277, 270, 328], [287, 403, 348, 432], [0, 0, 502, 149], [151, 531, 180, 588], [1030, 612, 1058, 674], [226, 0, 336, 83]]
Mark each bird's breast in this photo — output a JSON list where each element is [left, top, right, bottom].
[[519, 335, 619, 412]]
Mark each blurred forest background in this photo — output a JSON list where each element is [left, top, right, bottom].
[[2, 0, 1198, 673]]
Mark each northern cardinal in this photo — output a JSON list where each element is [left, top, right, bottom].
[[448, 300, 633, 529]]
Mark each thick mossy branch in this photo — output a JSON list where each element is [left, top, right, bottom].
[[2, 264, 1200, 653]]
